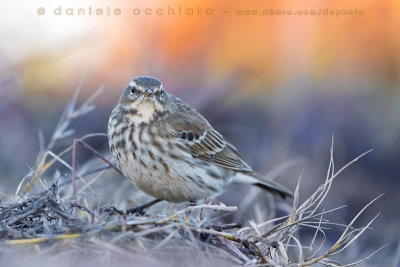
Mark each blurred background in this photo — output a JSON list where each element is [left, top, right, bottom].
[[0, 0, 399, 265]]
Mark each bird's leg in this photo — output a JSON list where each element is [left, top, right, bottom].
[[105, 199, 162, 216], [184, 201, 197, 225], [126, 199, 162, 215]]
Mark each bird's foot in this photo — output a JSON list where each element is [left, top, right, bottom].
[[104, 199, 162, 216]]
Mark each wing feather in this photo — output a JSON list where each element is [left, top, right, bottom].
[[164, 98, 252, 172]]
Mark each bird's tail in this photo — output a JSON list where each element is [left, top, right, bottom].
[[232, 171, 293, 199]]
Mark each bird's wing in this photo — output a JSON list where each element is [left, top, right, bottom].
[[164, 98, 252, 172]]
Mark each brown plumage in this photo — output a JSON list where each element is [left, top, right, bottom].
[[108, 76, 292, 202]]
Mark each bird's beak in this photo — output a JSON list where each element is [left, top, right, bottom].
[[144, 88, 153, 98]]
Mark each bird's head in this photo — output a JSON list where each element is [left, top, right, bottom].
[[118, 76, 168, 120]]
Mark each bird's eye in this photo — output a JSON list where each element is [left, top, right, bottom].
[[130, 87, 137, 94]]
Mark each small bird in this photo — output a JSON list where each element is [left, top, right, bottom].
[[108, 76, 292, 203]]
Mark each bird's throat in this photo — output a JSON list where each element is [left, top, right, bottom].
[[130, 101, 157, 123]]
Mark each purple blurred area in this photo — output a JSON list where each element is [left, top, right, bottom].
[[0, 0, 399, 265]]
